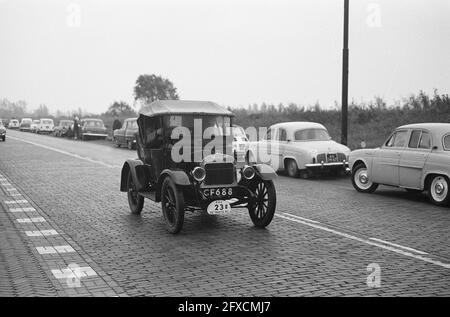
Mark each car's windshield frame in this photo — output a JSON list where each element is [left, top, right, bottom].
[[293, 128, 331, 141]]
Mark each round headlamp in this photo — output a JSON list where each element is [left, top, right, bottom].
[[242, 165, 255, 180], [192, 166, 206, 182]]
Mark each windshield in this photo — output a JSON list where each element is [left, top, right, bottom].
[[294, 129, 330, 141], [22, 119, 32, 123], [60, 121, 72, 127], [128, 120, 138, 129], [85, 120, 104, 127], [165, 115, 232, 136], [42, 120, 53, 125]]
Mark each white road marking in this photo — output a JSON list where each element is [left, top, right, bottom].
[[5, 200, 28, 204], [36, 245, 75, 255], [25, 229, 59, 237], [9, 207, 36, 213], [51, 266, 97, 279], [276, 213, 450, 269], [16, 217, 46, 223], [369, 238, 428, 255], [8, 193, 23, 197], [279, 212, 320, 224], [8, 135, 121, 169]]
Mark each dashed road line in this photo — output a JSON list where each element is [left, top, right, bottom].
[[51, 266, 97, 279], [25, 230, 59, 237], [16, 217, 46, 223], [5, 199, 28, 204], [369, 237, 428, 255], [276, 213, 450, 269], [36, 245, 76, 255], [9, 207, 36, 213]]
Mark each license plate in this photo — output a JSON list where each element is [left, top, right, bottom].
[[207, 200, 231, 215], [327, 154, 338, 162], [203, 187, 233, 198]]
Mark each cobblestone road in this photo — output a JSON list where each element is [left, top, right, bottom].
[[1, 130, 449, 296]]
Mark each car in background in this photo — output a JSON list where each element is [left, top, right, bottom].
[[30, 120, 40, 133], [19, 118, 33, 132], [247, 122, 351, 178], [349, 123, 450, 206], [80, 118, 108, 140], [36, 118, 54, 134], [54, 120, 74, 137], [0, 121, 6, 141], [113, 117, 138, 149], [8, 119, 20, 129], [232, 125, 249, 163]]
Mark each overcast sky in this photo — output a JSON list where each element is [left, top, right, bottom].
[[0, 0, 449, 114]]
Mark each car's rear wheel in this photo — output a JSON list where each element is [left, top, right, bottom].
[[285, 159, 299, 177], [1, 136, 5, 141], [161, 177, 185, 234], [428, 175, 450, 206], [127, 140, 133, 150], [127, 171, 144, 214], [248, 179, 276, 228], [114, 137, 120, 147], [351, 164, 378, 193]]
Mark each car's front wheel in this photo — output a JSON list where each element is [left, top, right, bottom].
[[351, 164, 378, 193], [161, 177, 185, 234], [127, 140, 134, 150], [285, 159, 299, 177], [428, 175, 450, 206], [127, 171, 144, 214], [248, 179, 276, 228]]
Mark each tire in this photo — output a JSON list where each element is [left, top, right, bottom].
[[248, 179, 276, 228], [285, 159, 299, 177], [127, 140, 133, 150], [1, 136, 5, 142], [127, 171, 144, 214], [161, 177, 185, 234], [114, 137, 121, 147], [351, 163, 378, 193], [428, 175, 450, 206]]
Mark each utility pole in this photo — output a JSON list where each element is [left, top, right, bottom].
[[341, 0, 349, 145]]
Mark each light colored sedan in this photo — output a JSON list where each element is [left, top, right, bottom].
[[247, 122, 351, 178], [349, 123, 450, 206]]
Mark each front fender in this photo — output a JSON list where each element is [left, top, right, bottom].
[[253, 164, 277, 180], [158, 169, 191, 186], [120, 159, 146, 192]]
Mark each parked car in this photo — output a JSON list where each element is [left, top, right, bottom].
[[247, 122, 351, 178], [120, 100, 277, 233], [19, 118, 33, 132], [232, 125, 249, 163], [36, 118, 54, 134], [30, 120, 40, 133], [349, 123, 450, 206], [54, 120, 74, 137], [0, 121, 6, 141], [113, 117, 138, 149], [8, 119, 19, 129], [80, 118, 108, 140]]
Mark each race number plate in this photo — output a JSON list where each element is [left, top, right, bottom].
[[207, 200, 231, 215]]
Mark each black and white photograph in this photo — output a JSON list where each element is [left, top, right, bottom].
[[0, 0, 449, 303]]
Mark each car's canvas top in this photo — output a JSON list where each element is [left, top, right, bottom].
[[139, 100, 233, 118]]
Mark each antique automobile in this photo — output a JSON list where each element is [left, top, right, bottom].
[[232, 125, 249, 163], [80, 118, 108, 140], [54, 120, 74, 137], [0, 121, 6, 141], [120, 100, 277, 234], [113, 117, 138, 149], [349, 123, 450, 206], [247, 122, 351, 178], [19, 118, 33, 132], [30, 120, 40, 133], [8, 119, 20, 129], [36, 118, 54, 134]]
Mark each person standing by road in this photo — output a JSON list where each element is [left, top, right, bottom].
[[73, 116, 80, 140]]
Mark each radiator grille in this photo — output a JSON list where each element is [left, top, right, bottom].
[[204, 163, 234, 185]]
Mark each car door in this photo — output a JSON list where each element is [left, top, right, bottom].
[[371, 130, 408, 185], [399, 130, 431, 189], [269, 128, 282, 171], [120, 121, 128, 145], [256, 128, 271, 164]]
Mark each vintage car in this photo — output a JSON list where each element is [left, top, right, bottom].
[[113, 117, 138, 149], [80, 118, 108, 140], [120, 100, 277, 234], [53, 120, 74, 137], [247, 122, 351, 178], [349, 123, 450, 206], [232, 125, 249, 163], [19, 118, 33, 132], [0, 121, 6, 141], [30, 120, 40, 133], [8, 119, 20, 129], [36, 118, 54, 134]]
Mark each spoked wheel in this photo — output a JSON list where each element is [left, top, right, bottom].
[[127, 171, 144, 214], [351, 164, 378, 193], [428, 175, 450, 206], [161, 178, 185, 234], [248, 179, 276, 228], [286, 159, 299, 177]]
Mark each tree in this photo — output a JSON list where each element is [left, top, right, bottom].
[[33, 104, 50, 117], [133, 74, 179, 105], [105, 101, 136, 116]]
